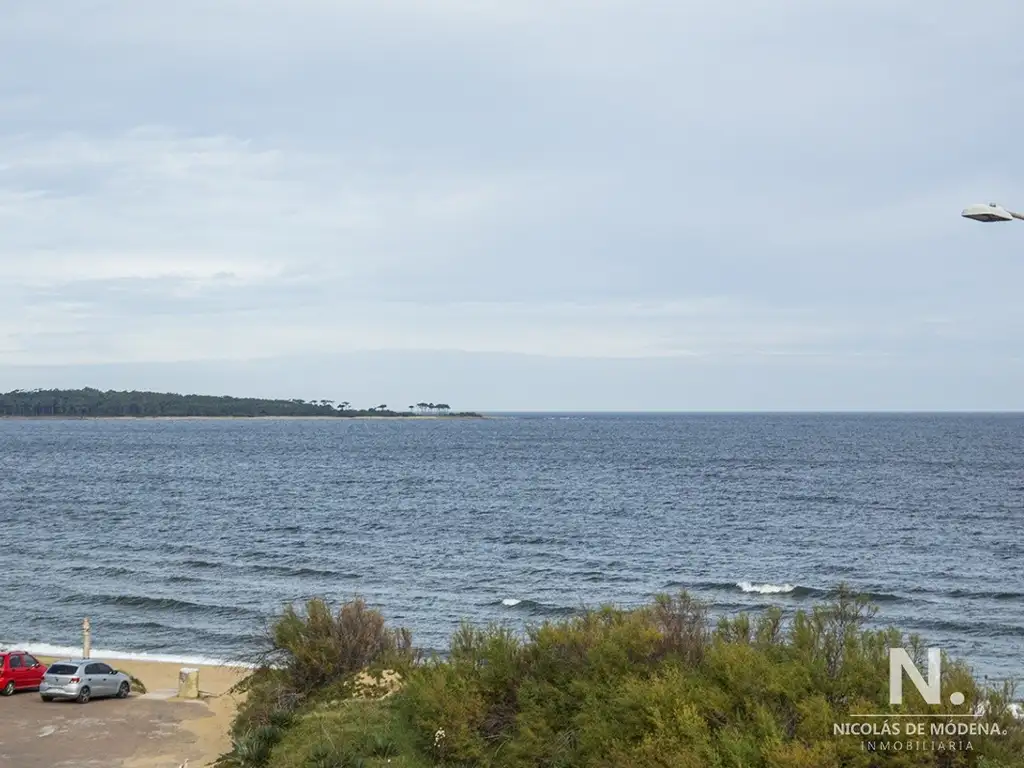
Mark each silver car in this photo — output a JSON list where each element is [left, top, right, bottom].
[[39, 659, 132, 703]]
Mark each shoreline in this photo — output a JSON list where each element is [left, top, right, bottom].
[[11, 641, 255, 669]]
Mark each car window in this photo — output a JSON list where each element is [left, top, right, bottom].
[[47, 663, 79, 675], [24, 654, 40, 667], [84, 663, 104, 675], [94, 663, 114, 675], [8, 654, 22, 668]]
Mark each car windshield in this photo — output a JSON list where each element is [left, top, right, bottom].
[[47, 664, 79, 675]]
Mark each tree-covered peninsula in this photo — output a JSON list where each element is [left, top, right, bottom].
[[0, 388, 482, 418]]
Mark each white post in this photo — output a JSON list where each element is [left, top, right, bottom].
[[82, 617, 91, 658], [178, 667, 200, 698]]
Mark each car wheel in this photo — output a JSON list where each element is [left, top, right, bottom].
[[76, 686, 91, 703], [117, 681, 130, 698], [1, 680, 14, 696]]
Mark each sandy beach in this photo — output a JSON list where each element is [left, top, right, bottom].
[[110, 656, 247, 767], [8, 654, 250, 767]]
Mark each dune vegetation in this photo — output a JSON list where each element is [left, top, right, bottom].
[[214, 587, 1023, 768]]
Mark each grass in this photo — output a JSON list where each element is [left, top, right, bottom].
[[124, 671, 147, 694], [214, 589, 1024, 768]]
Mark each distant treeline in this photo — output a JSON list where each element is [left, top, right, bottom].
[[0, 388, 482, 418]]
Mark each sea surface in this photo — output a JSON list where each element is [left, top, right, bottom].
[[1, 414, 1021, 682]]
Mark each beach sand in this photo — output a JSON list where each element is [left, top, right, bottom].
[[21, 655, 249, 767], [116, 657, 247, 768]]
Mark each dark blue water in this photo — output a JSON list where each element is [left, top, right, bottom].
[[0, 414, 1021, 680]]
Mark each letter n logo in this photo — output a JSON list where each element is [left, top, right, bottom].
[[889, 648, 941, 705]]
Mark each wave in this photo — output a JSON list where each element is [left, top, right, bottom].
[[899, 617, 1024, 639], [246, 564, 361, 579], [494, 598, 577, 617], [0, 641, 255, 668], [736, 581, 799, 595], [777, 493, 848, 504], [484, 534, 573, 547], [664, 580, 818, 596], [68, 558, 365, 583], [54, 564, 138, 578], [93, 619, 257, 644], [949, 589, 1024, 601], [859, 591, 904, 603], [909, 587, 1024, 601], [56, 592, 264, 619], [578, 571, 638, 583], [662, 580, 903, 602], [180, 558, 222, 569]]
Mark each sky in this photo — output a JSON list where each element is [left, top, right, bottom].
[[2, 1, 1024, 411]]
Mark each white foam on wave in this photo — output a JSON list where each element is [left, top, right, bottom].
[[0, 641, 255, 669], [736, 581, 796, 595], [501, 598, 522, 606]]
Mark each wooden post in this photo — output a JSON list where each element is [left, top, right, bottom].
[[83, 617, 91, 659]]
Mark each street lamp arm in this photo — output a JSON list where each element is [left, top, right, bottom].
[[961, 202, 1022, 223]]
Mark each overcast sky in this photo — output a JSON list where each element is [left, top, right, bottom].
[[2, 1, 1024, 410]]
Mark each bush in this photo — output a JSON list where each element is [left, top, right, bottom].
[[219, 589, 1024, 768], [217, 597, 417, 767], [256, 597, 416, 696], [127, 673, 147, 694], [266, 699, 428, 768]]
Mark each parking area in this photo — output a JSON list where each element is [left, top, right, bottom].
[[0, 689, 209, 768]]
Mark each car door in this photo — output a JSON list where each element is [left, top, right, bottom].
[[7, 653, 25, 689], [22, 654, 45, 688], [93, 663, 116, 696], [83, 662, 109, 696]]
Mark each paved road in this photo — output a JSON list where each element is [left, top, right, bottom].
[[0, 690, 203, 767]]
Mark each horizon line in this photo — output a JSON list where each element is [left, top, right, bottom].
[[481, 409, 1024, 414]]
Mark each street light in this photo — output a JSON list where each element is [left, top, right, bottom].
[[961, 202, 1024, 222]]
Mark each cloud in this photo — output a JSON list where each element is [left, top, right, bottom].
[[0, 128, 569, 285], [2, 1, 1024, 405]]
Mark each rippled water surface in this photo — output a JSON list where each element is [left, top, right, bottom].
[[1, 414, 1021, 678]]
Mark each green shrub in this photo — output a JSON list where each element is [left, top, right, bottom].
[[124, 672, 147, 694], [218, 597, 416, 767], [215, 722, 288, 768], [219, 589, 1024, 768], [255, 596, 416, 697], [266, 699, 429, 768]]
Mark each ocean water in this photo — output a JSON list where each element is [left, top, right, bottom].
[[0, 413, 1021, 682]]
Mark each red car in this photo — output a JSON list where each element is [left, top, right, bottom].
[[0, 649, 46, 695]]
